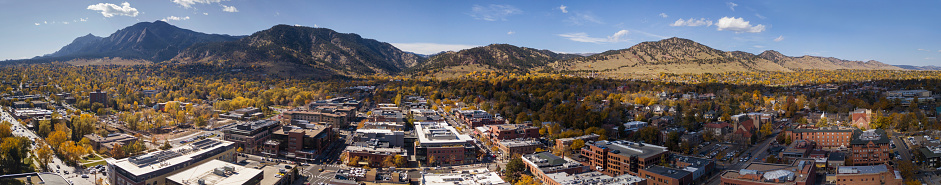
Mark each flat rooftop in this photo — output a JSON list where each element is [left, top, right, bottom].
[[499, 139, 542, 148], [721, 159, 814, 184], [522, 152, 585, 173], [165, 159, 262, 185], [107, 139, 234, 177], [644, 166, 692, 180], [420, 168, 507, 185], [837, 165, 888, 174], [588, 140, 668, 159], [414, 122, 473, 145], [548, 171, 645, 185]]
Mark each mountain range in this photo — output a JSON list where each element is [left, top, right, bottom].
[[6, 21, 936, 78]]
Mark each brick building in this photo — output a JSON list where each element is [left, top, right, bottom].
[[496, 139, 543, 159], [414, 122, 477, 165], [521, 152, 589, 185], [851, 109, 872, 129], [555, 134, 600, 152], [720, 159, 816, 185], [222, 120, 279, 154], [848, 129, 891, 165], [579, 140, 669, 176], [785, 126, 855, 150], [829, 164, 902, 185], [639, 166, 693, 185]]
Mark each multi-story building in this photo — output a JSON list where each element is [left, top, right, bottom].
[[496, 139, 543, 159], [369, 109, 405, 123], [361, 122, 406, 131], [780, 140, 814, 160], [106, 139, 237, 185], [455, 110, 504, 127], [580, 140, 670, 176], [282, 110, 348, 127], [917, 146, 941, 168], [720, 159, 816, 185], [90, 90, 109, 105], [223, 120, 279, 154], [343, 143, 406, 168], [351, 129, 405, 147], [829, 164, 902, 185], [414, 122, 477, 165], [165, 159, 264, 185], [262, 125, 335, 162], [555, 134, 601, 152], [885, 90, 933, 105], [703, 122, 732, 140], [220, 107, 263, 120], [546, 171, 646, 185], [785, 126, 855, 150], [623, 121, 648, 132], [487, 124, 540, 143], [672, 155, 715, 181], [307, 97, 363, 109], [639, 166, 693, 185], [849, 129, 891, 165]]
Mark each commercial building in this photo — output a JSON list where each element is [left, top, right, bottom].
[[351, 129, 405, 147], [829, 164, 902, 185], [165, 159, 263, 185], [455, 110, 505, 127], [343, 144, 406, 168], [262, 125, 335, 162], [307, 97, 362, 109], [720, 159, 816, 185], [420, 168, 507, 185], [106, 139, 237, 185], [885, 90, 933, 105], [369, 110, 405, 123], [282, 109, 348, 126], [638, 166, 693, 185], [848, 129, 891, 165], [579, 140, 670, 176], [672, 155, 715, 181], [785, 126, 855, 150], [84, 133, 139, 151], [414, 122, 477, 165], [851, 109, 872, 129], [488, 124, 540, 142], [623, 121, 648, 132], [917, 146, 941, 167], [546, 171, 646, 185], [361, 122, 406, 131], [223, 120, 280, 154], [555, 134, 601, 152], [221, 107, 263, 120], [780, 140, 814, 160], [521, 152, 589, 185], [496, 139, 543, 159]]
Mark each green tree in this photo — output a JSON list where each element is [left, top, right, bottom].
[[504, 157, 526, 183]]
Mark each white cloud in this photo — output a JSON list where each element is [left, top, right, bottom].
[[559, 5, 568, 13], [87, 2, 139, 17], [565, 12, 603, 25], [558, 30, 630, 43], [727, 2, 738, 11], [507, 31, 515, 35], [917, 49, 928, 51], [670, 18, 712, 27], [203, 12, 209, 15], [774, 35, 784, 42], [172, 0, 228, 8], [755, 13, 766, 19], [34, 23, 40, 26], [659, 13, 669, 18], [390, 43, 479, 55], [79, 18, 88, 22], [753, 45, 765, 48], [63, 22, 69, 24], [938, 50, 941, 53], [927, 57, 935, 60], [161, 16, 190, 21], [470, 4, 522, 21], [44, 21, 47, 24], [715, 17, 765, 33], [222, 5, 238, 12]]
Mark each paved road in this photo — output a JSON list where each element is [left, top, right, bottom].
[[3, 107, 95, 185], [889, 131, 911, 162]]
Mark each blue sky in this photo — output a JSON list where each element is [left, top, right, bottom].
[[2, 0, 940, 66]]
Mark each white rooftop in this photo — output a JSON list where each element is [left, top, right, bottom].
[[549, 171, 645, 185], [421, 168, 506, 185], [165, 159, 262, 185], [107, 139, 234, 176], [414, 121, 473, 144]]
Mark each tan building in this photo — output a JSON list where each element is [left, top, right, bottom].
[[829, 164, 902, 185], [497, 139, 543, 159], [555, 134, 600, 152], [639, 166, 693, 185], [106, 139, 237, 185]]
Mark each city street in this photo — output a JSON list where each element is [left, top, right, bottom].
[[2, 108, 94, 185]]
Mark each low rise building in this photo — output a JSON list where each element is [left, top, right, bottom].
[[106, 139, 237, 185], [785, 126, 855, 150], [623, 121, 648, 132], [780, 140, 814, 161], [84, 133, 138, 151], [165, 159, 264, 185], [343, 144, 406, 168], [496, 139, 543, 159], [917, 146, 941, 168], [555, 134, 601, 152], [352, 129, 405, 147], [488, 124, 540, 142], [420, 168, 507, 185], [580, 140, 670, 176], [829, 164, 902, 185], [282, 109, 348, 127], [639, 166, 693, 185], [546, 171, 646, 185], [720, 159, 816, 185], [263, 125, 335, 162], [221, 107, 263, 120], [522, 152, 589, 185], [849, 129, 891, 165]]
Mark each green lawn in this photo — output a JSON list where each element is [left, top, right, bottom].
[[79, 154, 103, 164], [83, 161, 106, 168]]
